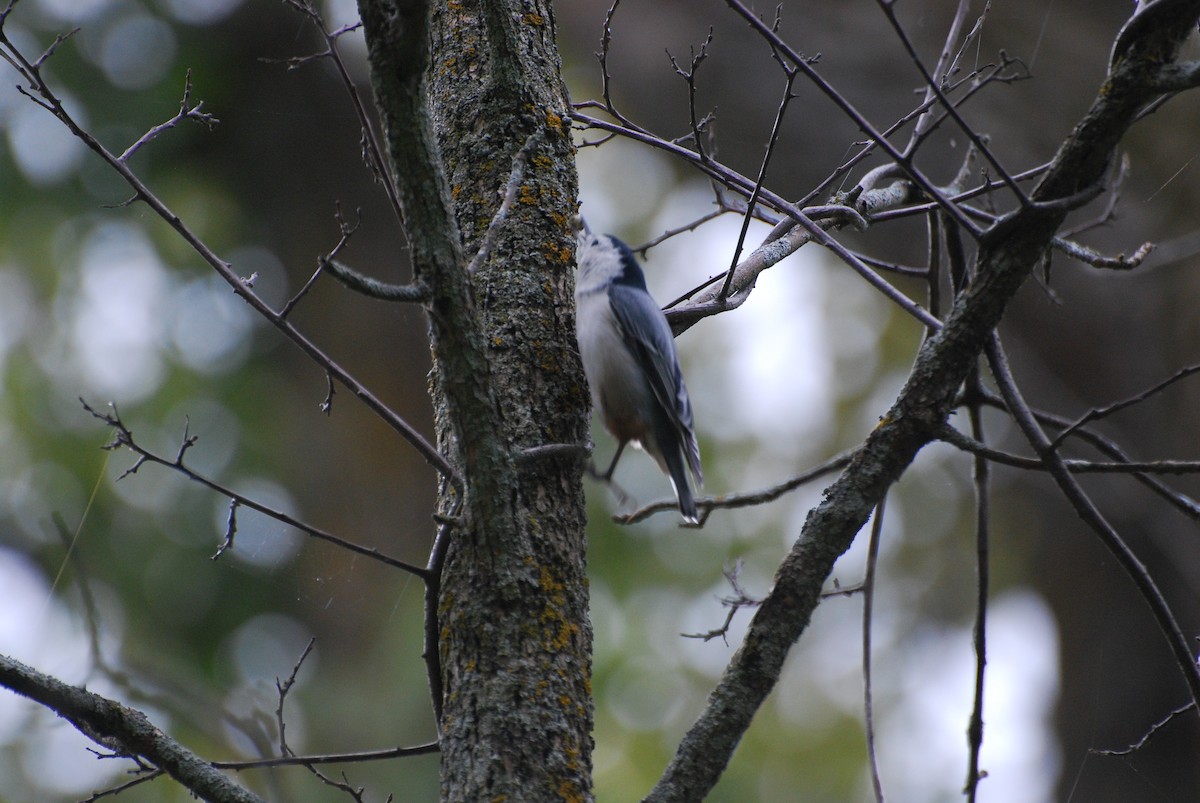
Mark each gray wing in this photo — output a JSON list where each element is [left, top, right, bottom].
[[608, 284, 703, 484]]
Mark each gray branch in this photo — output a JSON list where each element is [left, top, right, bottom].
[[0, 653, 264, 803]]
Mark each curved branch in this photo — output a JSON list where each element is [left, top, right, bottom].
[[0, 654, 264, 803]]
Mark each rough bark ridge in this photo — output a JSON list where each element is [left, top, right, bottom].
[[357, 0, 591, 801]]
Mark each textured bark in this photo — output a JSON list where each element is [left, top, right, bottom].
[[357, 1, 591, 801]]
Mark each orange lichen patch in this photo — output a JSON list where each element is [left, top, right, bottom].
[[556, 779, 585, 803], [544, 242, 573, 265]]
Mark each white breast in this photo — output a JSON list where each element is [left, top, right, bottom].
[[576, 289, 655, 445]]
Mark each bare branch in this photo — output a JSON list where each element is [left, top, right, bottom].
[[681, 561, 762, 645], [1052, 363, 1200, 449], [723, 0, 984, 237], [644, 8, 1200, 797], [665, 28, 715, 162], [874, 0, 1029, 206], [1052, 237, 1154, 270], [862, 500, 887, 803], [281, 204, 362, 318], [964, 376, 991, 803], [279, 0, 408, 237], [322, 258, 429, 301], [984, 335, 1200, 711], [572, 111, 941, 332], [81, 399, 429, 579], [275, 638, 316, 757], [0, 29, 458, 486], [721, 64, 796, 299], [119, 69, 218, 164], [1090, 702, 1197, 757], [937, 423, 1200, 476], [0, 653, 265, 803], [964, 388, 1200, 521], [213, 742, 440, 770], [616, 449, 854, 525]]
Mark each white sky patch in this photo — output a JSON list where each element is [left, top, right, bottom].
[[66, 223, 171, 401], [879, 590, 1061, 802], [0, 548, 127, 797], [95, 12, 178, 91], [170, 274, 254, 374], [662, 217, 834, 449], [34, 0, 113, 23], [7, 99, 86, 185], [210, 477, 302, 568], [0, 549, 91, 676], [576, 138, 675, 234], [162, 0, 242, 25]]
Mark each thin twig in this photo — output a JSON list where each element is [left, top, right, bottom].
[[423, 496, 462, 724], [956, 389, 1200, 521], [281, 0, 408, 239], [875, 0, 1029, 206], [119, 69, 218, 163], [862, 499, 887, 803], [213, 742, 440, 770], [681, 561, 762, 645], [937, 424, 1200, 475], [275, 638, 316, 757], [721, 63, 796, 300], [81, 399, 429, 579], [722, 0, 983, 237], [573, 111, 942, 333], [1050, 362, 1200, 449], [615, 449, 854, 524], [964, 373, 990, 802], [280, 204, 361, 318], [666, 28, 715, 163], [0, 31, 458, 485], [984, 334, 1200, 714], [1090, 702, 1196, 757]]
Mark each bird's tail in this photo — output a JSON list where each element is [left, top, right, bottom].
[[664, 448, 699, 525]]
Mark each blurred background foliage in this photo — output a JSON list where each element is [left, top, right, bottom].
[[1, 0, 1199, 801]]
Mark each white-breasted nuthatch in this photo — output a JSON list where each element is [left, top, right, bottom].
[[575, 228, 703, 523]]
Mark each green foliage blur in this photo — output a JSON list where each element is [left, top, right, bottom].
[[3, 1, 1200, 801]]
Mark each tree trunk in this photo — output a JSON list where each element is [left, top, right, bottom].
[[356, 0, 592, 801]]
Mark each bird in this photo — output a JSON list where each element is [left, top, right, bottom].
[[574, 226, 703, 523]]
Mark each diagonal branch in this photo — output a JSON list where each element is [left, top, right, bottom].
[[984, 335, 1200, 707], [0, 653, 264, 803], [643, 5, 1200, 799], [0, 27, 458, 487], [81, 399, 428, 579]]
